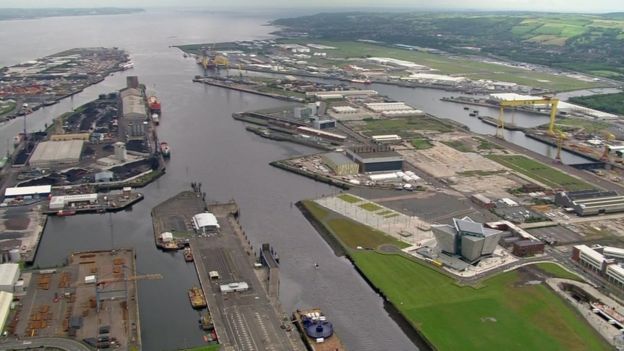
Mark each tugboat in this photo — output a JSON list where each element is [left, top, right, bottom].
[[199, 312, 214, 330], [160, 142, 171, 158], [183, 247, 194, 262], [188, 287, 207, 309]]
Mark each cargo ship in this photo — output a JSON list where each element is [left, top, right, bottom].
[[188, 287, 207, 309], [148, 96, 161, 116], [160, 142, 171, 158], [293, 308, 346, 351], [183, 247, 194, 262]]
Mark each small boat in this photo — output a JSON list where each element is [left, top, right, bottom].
[[188, 287, 207, 309], [160, 142, 171, 158], [57, 209, 76, 216], [199, 312, 214, 330], [463, 106, 470, 110], [469, 113, 477, 117], [183, 247, 194, 262]]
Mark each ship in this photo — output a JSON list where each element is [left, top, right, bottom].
[[183, 247, 194, 262], [293, 308, 346, 351], [148, 96, 161, 116], [188, 287, 207, 309], [151, 113, 160, 125], [160, 142, 171, 158], [57, 209, 76, 217], [120, 62, 134, 70], [199, 312, 214, 330]]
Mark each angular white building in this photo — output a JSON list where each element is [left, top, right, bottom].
[[432, 217, 502, 262]]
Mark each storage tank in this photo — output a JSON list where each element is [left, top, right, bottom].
[[9, 249, 20, 263]]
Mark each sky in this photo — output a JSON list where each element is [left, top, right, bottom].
[[0, 0, 623, 13]]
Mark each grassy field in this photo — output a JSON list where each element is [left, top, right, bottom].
[[286, 39, 601, 91], [351, 251, 610, 351], [487, 155, 593, 191], [0, 100, 16, 115], [302, 200, 408, 250], [178, 345, 220, 351], [358, 202, 383, 212], [534, 262, 583, 281], [360, 116, 453, 136], [410, 137, 433, 150], [569, 92, 624, 116], [442, 140, 473, 152], [337, 193, 361, 204]]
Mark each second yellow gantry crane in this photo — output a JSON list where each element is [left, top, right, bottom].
[[496, 96, 559, 139]]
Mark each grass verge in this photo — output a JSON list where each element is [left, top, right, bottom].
[[486, 154, 593, 191]]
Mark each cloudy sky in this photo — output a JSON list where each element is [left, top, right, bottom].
[[0, 0, 622, 13]]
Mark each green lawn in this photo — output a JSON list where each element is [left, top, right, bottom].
[[302, 200, 408, 250], [351, 251, 610, 351], [0, 100, 16, 115], [487, 155, 593, 191], [361, 116, 453, 136], [284, 39, 601, 91], [358, 202, 383, 212], [476, 138, 504, 150], [411, 137, 434, 150], [534, 262, 583, 281], [337, 193, 361, 204], [552, 117, 613, 133], [442, 140, 473, 152]]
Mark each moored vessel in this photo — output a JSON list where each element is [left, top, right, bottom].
[[160, 142, 171, 158], [293, 308, 346, 351], [183, 247, 194, 262], [188, 287, 207, 309]]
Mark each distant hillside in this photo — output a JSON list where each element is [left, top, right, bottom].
[[0, 8, 144, 21], [273, 12, 624, 81]]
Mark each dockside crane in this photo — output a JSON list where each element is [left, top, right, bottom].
[[496, 97, 559, 139]]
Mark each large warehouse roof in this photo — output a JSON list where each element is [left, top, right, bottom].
[[0, 291, 13, 333], [0, 263, 19, 287], [122, 95, 146, 117], [5, 185, 51, 197], [29, 140, 84, 167]]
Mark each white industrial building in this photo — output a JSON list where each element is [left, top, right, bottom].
[[4, 185, 51, 199], [48, 193, 98, 210], [220, 282, 249, 294], [402, 73, 467, 84], [29, 140, 84, 168], [0, 291, 13, 333], [331, 106, 358, 114], [0, 263, 20, 293], [192, 213, 220, 234], [365, 102, 414, 112]]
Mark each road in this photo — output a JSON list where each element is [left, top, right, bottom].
[[0, 337, 91, 351]]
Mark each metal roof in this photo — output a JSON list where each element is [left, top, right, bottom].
[[193, 213, 219, 229], [323, 152, 355, 166], [0, 263, 19, 286], [5, 185, 51, 197], [0, 291, 13, 332]]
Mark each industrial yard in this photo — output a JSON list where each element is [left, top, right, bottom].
[[0, 48, 130, 121], [8, 249, 150, 350]]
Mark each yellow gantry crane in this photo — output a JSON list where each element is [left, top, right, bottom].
[[496, 96, 559, 139]]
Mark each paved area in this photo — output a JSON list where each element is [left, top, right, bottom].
[[0, 204, 47, 263], [191, 205, 304, 351], [0, 337, 91, 350]]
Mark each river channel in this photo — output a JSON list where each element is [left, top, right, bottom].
[[0, 8, 597, 351]]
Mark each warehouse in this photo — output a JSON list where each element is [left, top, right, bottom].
[[555, 190, 624, 216], [29, 140, 84, 168], [0, 291, 13, 334], [346, 146, 403, 173], [571, 245, 607, 273], [432, 217, 502, 263], [312, 119, 336, 130], [192, 213, 220, 234], [48, 193, 98, 210], [0, 263, 19, 293], [372, 135, 402, 144], [322, 152, 359, 176], [4, 185, 51, 199], [364, 102, 414, 112]]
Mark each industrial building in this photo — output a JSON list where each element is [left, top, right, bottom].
[[29, 140, 84, 168], [372, 135, 402, 144], [346, 146, 403, 173], [432, 217, 502, 263], [511, 240, 545, 257], [364, 102, 414, 112], [555, 190, 624, 216], [49, 133, 90, 141], [321, 152, 359, 176], [470, 193, 495, 209], [571, 245, 624, 289], [331, 106, 358, 114], [0, 263, 20, 293], [4, 185, 51, 199], [48, 193, 98, 210], [95, 171, 114, 182], [312, 119, 336, 130], [192, 212, 220, 234], [0, 291, 13, 334], [296, 126, 346, 143]]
